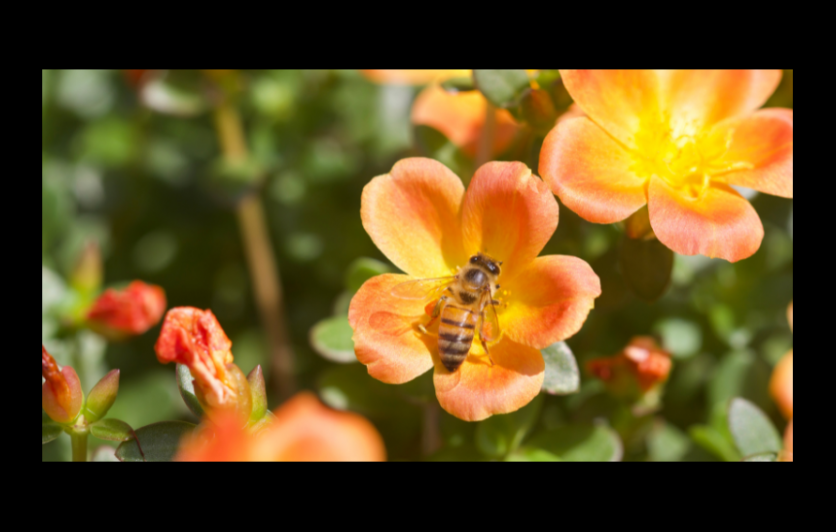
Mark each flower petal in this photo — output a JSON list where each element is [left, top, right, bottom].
[[349, 274, 435, 384], [361, 158, 466, 277], [461, 161, 558, 279], [659, 70, 782, 129], [254, 392, 386, 462], [540, 116, 647, 223], [648, 177, 764, 262], [361, 69, 469, 85], [412, 85, 520, 157], [559, 70, 661, 148], [433, 337, 544, 421], [502, 255, 601, 349], [716, 108, 793, 198]]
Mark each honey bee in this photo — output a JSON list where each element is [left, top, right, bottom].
[[390, 253, 502, 372]]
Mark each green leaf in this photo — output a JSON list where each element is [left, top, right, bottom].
[[43, 421, 62, 445], [345, 257, 391, 292], [708, 350, 771, 412], [475, 395, 543, 458], [473, 70, 530, 108], [521, 424, 623, 462], [541, 342, 580, 395], [90, 418, 135, 442], [310, 316, 356, 363], [647, 421, 691, 462], [653, 318, 702, 360], [115, 421, 196, 462], [728, 398, 783, 458], [176, 364, 205, 419], [689, 425, 741, 462], [742, 452, 778, 462], [440, 76, 475, 93], [620, 235, 674, 302], [318, 364, 411, 417]]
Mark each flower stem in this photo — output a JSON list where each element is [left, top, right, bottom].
[[213, 100, 296, 400], [71, 433, 87, 462], [475, 101, 497, 168]]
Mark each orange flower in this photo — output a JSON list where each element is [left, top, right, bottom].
[[86, 281, 167, 339], [349, 158, 601, 421], [540, 70, 793, 262], [155, 307, 251, 419], [360, 69, 470, 85], [176, 392, 386, 462], [771, 301, 794, 419], [42, 346, 83, 424], [588, 336, 672, 401]]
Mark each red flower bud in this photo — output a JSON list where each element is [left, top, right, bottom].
[[86, 281, 166, 340], [155, 307, 250, 419], [42, 346, 83, 424], [588, 337, 672, 403]]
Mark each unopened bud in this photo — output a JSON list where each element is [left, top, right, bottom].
[[770, 350, 793, 420], [42, 346, 83, 425], [84, 369, 120, 423], [86, 281, 167, 340], [587, 337, 672, 411]]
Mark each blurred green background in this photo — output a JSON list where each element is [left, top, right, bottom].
[[42, 70, 793, 461]]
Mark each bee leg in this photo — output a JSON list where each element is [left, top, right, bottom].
[[480, 337, 495, 366], [419, 296, 447, 334]]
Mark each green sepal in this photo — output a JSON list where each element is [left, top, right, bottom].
[[176, 364, 205, 419], [728, 398, 783, 458], [84, 369, 120, 423], [90, 418, 135, 442], [115, 421, 196, 462], [541, 342, 580, 395], [247, 365, 268, 421]]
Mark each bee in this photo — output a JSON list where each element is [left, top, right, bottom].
[[390, 253, 502, 372]]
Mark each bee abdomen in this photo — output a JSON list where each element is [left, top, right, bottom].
[[438, 306, 476, 372]]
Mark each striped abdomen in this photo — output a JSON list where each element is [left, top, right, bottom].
[[438, 304, 476, 372]]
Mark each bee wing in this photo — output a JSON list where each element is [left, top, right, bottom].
[[478, 291, 501, 342], [389, 276, 457, 301]]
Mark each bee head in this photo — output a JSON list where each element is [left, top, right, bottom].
[[470, 253, 502, 276]]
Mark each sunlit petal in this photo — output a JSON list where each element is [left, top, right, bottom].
[[502, 255, 601, 349], [540, 116, 647, 223], [361, 158, 466, 277], [433, 337, 544, 422], [349, 274, 435, 384]]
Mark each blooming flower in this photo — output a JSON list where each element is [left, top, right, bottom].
[[349, 158, 601, 421], [155, 307, 251, 420], [587, 336, 672, 404], [771, 301, 793, 419], [362, 69, 522, 158], [86, 281, 167, 339], [540, 70, 793, 262], [176, 392, 386, 462], [42, 346, 83, 424]]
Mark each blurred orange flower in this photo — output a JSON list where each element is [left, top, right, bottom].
[[771, 301, 794, 420], [362, 69, 522, 158], [86, 281, 166, 340], [588, 336, 672, 402], [540, 70, 793, 262], [176, 392, 386, 462], [155, 307, 251, 420], [349, 158, 601, 421], [42, 346, 83, 424]]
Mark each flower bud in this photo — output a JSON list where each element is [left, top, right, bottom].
[[588, 337, 672, 409], [770, 350, 793, 420], [86, 281, 167, 340], [42, 346, 83, 424], [155, 307, 251, 421], [247, 365, 267, 422], [83, 369, 120, 423]]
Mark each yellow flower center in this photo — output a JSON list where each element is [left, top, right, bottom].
[[629, 116, 753, 199]]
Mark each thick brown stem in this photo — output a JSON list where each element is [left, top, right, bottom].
[[214, 101, 295, 400]]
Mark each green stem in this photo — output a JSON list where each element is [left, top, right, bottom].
[[71, 433, 88, 462]]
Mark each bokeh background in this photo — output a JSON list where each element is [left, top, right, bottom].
[[42, 70, 793, 461]]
